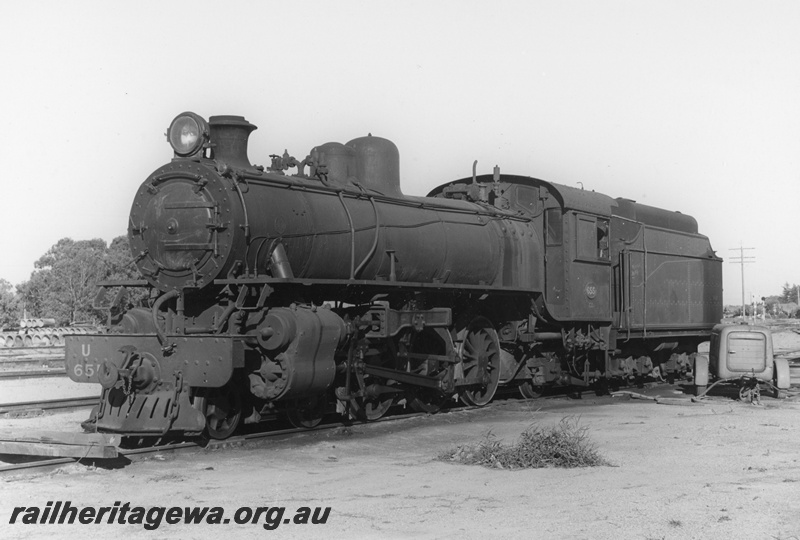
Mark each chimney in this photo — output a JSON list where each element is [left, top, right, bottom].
[[208, 115, 257, 168]]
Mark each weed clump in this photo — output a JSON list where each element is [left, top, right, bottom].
[[438, 417, 609, 469]]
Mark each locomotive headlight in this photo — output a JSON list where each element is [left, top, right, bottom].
[[167, 112, 209, 157]]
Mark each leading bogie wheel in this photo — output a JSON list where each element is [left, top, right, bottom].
[[195, 384, 243, 440], [287, 408, 324, 429], [287, 396, 326, 429]]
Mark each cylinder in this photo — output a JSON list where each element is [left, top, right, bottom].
[[249, 306, 345, 401]]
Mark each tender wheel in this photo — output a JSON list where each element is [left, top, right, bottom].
[[459, 317, 501, 407], [196, 384, 243, 440], [519, 380, 543, 399]]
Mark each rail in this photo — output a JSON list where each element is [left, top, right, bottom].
[[0, 396, 98, 416], [0, 370, 66, 380]]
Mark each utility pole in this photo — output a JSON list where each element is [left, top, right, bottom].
[[729, 245, 755, 319]]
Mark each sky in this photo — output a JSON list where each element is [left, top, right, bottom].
[[0, 0, 798, 306]]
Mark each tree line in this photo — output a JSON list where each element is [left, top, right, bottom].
[[723, 282, 800, 318], [0, 236, 142, 330]]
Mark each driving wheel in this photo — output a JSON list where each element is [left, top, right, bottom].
[[459, 317, 500, 407]]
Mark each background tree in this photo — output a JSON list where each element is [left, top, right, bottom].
[[763, 295, 781, 316], [17, 236, 144, 325], [25, 238, 107, 324], [0, 279, 21, 329], [103, 235, 150, 316], [780, 283, 799, 304], [106, 236, 141, 281]]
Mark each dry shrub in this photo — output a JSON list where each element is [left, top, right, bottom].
[[439, 416, 609, 469]]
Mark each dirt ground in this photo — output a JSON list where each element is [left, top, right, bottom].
[[0, 330, 799, 539]]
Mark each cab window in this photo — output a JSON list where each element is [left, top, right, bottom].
[[576, 215, 609, 261], [546, 209, 562, 246], [515, 186, 540, 214]]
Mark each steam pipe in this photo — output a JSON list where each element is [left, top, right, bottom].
[[354, 196, 380, 278], [152, 290, 180, 345], [338, 192, 356, 279]]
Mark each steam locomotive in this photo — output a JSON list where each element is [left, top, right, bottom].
[[65, 112, 722, 439]]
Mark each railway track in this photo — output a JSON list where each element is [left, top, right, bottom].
[[0, 355, 64, 363], [0, 396, 98, 417], [0, 387, 610, 476], [0, 409, 432, 476], [0, 351, 67, 379], [0, 346, 64, 356], [0, 369, 67, 380]]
